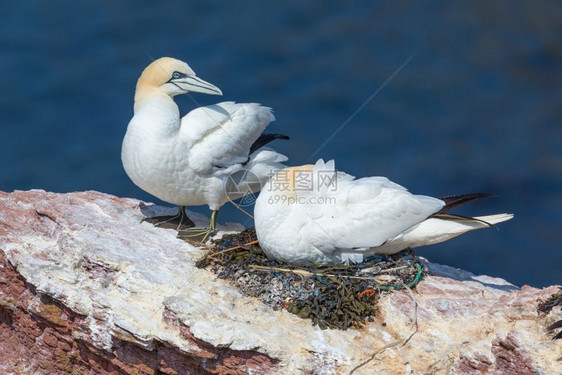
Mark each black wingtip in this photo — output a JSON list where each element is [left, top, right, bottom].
[[249, 133, 290, 155], [437, 193, 495, 213]]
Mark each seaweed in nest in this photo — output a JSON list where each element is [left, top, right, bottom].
[[538, 288, 562, 314], [538, 287, 562, 340], [197, 227, 426, 330]]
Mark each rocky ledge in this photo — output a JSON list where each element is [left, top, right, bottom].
[[0, 190, 560, 374]]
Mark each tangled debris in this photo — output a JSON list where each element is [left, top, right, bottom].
[[196, 228, 425, 330], [538, 288, 562, 340]]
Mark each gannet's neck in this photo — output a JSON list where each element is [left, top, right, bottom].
[[134, 86, 176, 113], [133, 86, 181, 136]]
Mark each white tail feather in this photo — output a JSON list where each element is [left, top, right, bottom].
[[473, 213, 514, 225], [373, 213, 514, 254]]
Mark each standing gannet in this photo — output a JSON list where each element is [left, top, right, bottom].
[[254, 159, 513, 265], [122, 57, 288, 240]]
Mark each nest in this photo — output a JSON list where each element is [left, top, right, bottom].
[[537, 288, 562, 315], [196, 228, 425, 330], [538, 288, 562, 340]]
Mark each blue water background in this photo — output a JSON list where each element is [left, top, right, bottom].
[[1, 1, 561, 287]]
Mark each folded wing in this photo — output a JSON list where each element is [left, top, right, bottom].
[[301, 160, 445, 253], [180, 102, 275, 175]]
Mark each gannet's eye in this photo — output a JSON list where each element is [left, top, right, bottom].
[[172, 72, 181, 79]]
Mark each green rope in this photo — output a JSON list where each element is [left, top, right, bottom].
[[376, 263, 423, 291]]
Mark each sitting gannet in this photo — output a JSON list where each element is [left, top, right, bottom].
[[122, 57, 288, 240], [254, 159, 513, 265]]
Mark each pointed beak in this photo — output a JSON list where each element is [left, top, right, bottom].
[[173, 75, 223, 96]]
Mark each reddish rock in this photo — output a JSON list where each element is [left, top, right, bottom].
[[0, 190, 277, 374], [0, 249, 278, 374]]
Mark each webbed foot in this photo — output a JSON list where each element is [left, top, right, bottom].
[[142, 206, 195, 231], [177, 210, 218, 243]]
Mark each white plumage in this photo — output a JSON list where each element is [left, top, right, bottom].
[[121, 57, 287, 234], [254, 159, 513, 265], [123, 101, 286, 210]]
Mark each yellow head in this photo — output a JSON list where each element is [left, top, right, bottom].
[[134, 57, 222, 107]]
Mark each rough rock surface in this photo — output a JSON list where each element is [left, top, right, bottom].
[[0, 189, 560, 374]]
